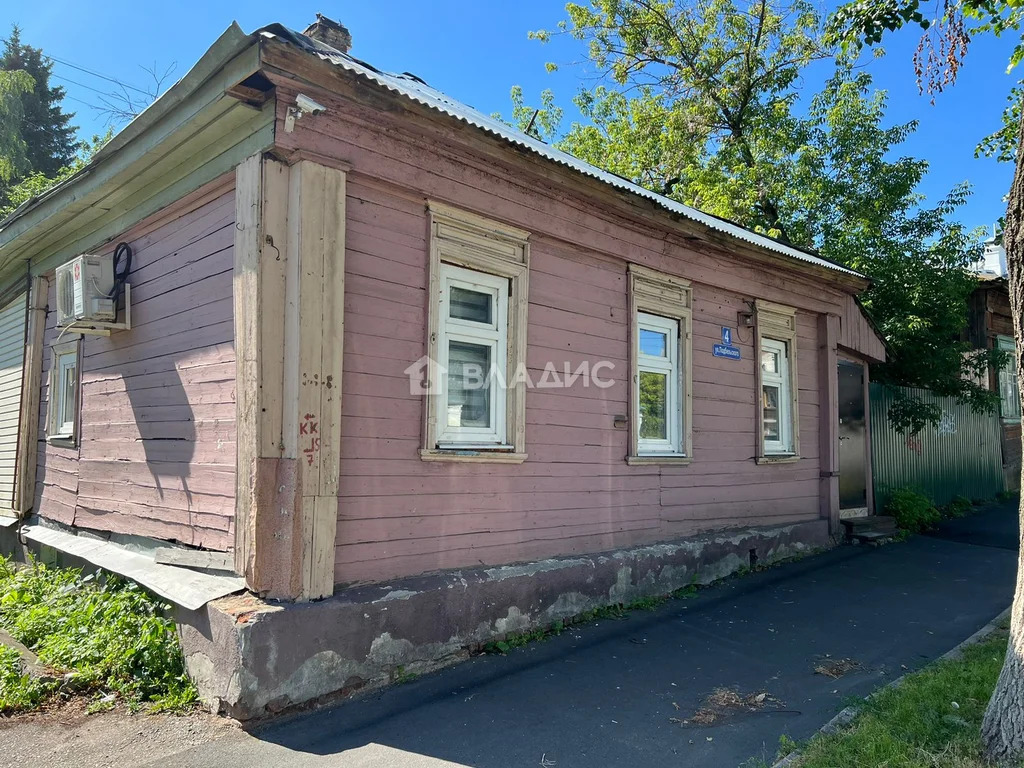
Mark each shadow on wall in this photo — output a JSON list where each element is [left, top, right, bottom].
[[121, 357, 196, 506]]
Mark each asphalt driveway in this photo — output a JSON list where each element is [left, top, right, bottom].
[[141, 501, 1019, 768]]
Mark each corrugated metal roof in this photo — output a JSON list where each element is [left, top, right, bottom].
[[259, 25, 862, 280]]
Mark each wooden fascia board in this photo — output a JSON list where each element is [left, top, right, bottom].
[[23, 104, 274, 280], [259, 39, 869, 297], [0, 29, 262, 266]]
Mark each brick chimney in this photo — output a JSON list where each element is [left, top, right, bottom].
[[303, 14, 352, 54]]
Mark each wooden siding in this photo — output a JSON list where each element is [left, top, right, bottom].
[[334, 175, 825, 584], [0, 292, 25, 508], [268, 74, 855, 586], [837, 294, 886, 363], [34, 188, 236, 549]]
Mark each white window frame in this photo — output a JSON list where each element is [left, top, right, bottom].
[[47, 339, 80, 445], [997, 335, 1021, 423], [760, 338, 792, 455], [436, 265, 509, 447], [755, 300, 799, 461], [627, 265, 692, 465], [636, 312, 681, 455], [422, 202, 530, 463]]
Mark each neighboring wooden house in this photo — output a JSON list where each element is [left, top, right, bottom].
[[0, 21, 886, 715], [967, 275, 1020, 490]]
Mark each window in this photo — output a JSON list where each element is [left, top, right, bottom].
[[437, 265, 508, 446], [755, 301, 799, 460], [628, 266, 692, 464], [48, 340, 80, 443], [422, 202, 530, 462], [637, 313, 681, 454], [997, 335, 1020, 423], [760, 338, 791, 454]]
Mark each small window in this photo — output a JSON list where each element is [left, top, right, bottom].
[[761, 338, 792, 453], [48, 340, 80, 443], [998, 335, 1020, 423], [628, 266, 692, 464], [755, 300, 799, 460], [437, 265, 509, 447], [636, 312, 681, 454]]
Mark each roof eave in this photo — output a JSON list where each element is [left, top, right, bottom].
[[0, 22, 256, 250]]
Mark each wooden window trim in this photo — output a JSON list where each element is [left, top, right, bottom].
[[628, 265, 693, 464], [755, 300, 799, 460], [46, 337, 81, 447], [423, 202, 529, 463], [997, 335, 1021, 424]]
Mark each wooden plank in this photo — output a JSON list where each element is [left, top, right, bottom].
[[13, 285, 38, 514], [232, 153, 261, 578]]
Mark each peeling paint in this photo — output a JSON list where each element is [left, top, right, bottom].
[[374, 589, 419, 603], [177, 519, 830, 719]]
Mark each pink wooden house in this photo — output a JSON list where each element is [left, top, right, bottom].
[[0, 20, 885, 716]]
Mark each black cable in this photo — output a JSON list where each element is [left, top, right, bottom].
[[110, 242, 132, 301]]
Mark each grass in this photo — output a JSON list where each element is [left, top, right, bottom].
[[790, 628, 1011, 768], [0, 557, 197, 714]]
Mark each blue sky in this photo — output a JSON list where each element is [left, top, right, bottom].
[[7, 1, 1019, 232]]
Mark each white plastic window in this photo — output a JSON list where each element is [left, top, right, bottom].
[[436, 264, 509, 447], [636, 312, 682, 455]]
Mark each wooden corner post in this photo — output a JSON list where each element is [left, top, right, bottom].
[[818, 313, 841, 535], [233, 154, 346, 600], [14, 276, 48, 515]]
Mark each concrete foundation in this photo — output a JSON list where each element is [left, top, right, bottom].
[[177, 519, 829, 719]]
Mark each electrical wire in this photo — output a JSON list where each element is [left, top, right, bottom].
[[110, 242, 132, 300]]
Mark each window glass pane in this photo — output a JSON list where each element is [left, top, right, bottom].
[[639, 328, 668, 358], [762, 385, 781, 441], [447, 341, 491, 428], [639, 371, 668, 440], [761, 349, 780, 374], [61, 359, 76, 427], [450, 286, 492, 324]]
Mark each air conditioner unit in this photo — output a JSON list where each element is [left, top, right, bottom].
[[55, 254, 116, 326]]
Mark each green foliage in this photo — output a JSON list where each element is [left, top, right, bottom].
[[0, 69, 33, 184], [0, 131, 110, 219], [0, 558, 196, 712], [0, 26, 78, 179], [513, 0, 996, 429], [885, 488, 940, 532], [0, 644, 49, 711], [828, 0, 1024, 160], [944, 495, 974, 518], [796, 629, 1009, 767]]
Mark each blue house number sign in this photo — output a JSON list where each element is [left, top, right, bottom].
[[714, 327, 741, 360]]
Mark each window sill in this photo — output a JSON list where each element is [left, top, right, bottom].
[[756, 454, 800, 465], [420, 449, 527, 464], [46, 435, 77, 448], [626, 454, 691, 466]]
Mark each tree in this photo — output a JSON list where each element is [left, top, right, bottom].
[[517, 0, 998, 432], [0, 130, 111, 219], [0, 69, 33, 186], [0, 26, 77, 179], [828, 1, 1024, 762]]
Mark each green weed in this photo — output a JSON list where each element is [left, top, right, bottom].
[[0, 558, 197, 713]]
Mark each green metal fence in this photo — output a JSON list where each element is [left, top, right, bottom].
[[870, 383, 1004, 513]]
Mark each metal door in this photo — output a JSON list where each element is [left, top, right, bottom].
[[839, 360, 867, 513]]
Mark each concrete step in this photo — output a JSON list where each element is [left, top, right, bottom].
[[842, 515, 897, 533]]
